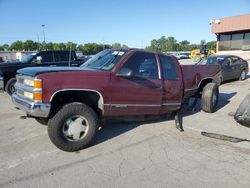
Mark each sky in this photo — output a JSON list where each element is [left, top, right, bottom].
[[0, 0, 250, 47]]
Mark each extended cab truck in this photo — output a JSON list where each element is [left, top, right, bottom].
[[12, 49, 221, 152], [0, 50, 83, 95]]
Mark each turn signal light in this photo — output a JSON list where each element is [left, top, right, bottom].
[[34, 92, 42, 101], [34, 79, 42, 89]]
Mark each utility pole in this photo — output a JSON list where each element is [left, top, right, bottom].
[[41, 24, 46, 44], [37, 33, 40, 50]]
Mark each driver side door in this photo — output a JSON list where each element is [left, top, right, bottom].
[[106, 52, 163, 116]]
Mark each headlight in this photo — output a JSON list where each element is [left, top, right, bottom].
[[23, 78, 42, 89], [21, 78, 42, 102], [23, 91, 34, 100], [23, 79, 34, 87]]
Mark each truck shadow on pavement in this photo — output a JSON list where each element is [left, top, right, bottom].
[[183, 92, 237, 116], [94, 117, 169, 146], [93, 92, 237, 146], [216, 92, 237, 111]]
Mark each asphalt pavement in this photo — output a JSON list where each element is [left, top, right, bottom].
[[0, 75, 250, 188]]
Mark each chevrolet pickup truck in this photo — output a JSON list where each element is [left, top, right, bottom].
[[12, 49, 221, 152], [0, 50, 83, 95]]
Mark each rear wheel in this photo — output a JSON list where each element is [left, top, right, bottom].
[[48, 102, 99, 152], [239, 70, 247, 81], [201, 83, 219, 113], [5, 78, 16, 95]]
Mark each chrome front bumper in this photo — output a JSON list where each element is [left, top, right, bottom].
[[0, 76, 3, 92], [12, 93, 51, 118]]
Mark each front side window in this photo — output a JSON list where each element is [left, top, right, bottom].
[[121, 52, 158, 79], [159, 55, 177, 80]]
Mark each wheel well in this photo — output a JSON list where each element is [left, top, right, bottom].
[[3, 75, 14, 90], [49, 90, 103, 118], [198, 79, 213, 94]]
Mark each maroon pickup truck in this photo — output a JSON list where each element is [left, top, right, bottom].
[[12, 49, 221, 152]]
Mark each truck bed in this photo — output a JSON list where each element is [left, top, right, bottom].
[[181, 64, 220, 93]]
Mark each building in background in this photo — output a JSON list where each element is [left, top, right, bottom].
[[211, 14, 250, 62], [0, 51, 34, 62]]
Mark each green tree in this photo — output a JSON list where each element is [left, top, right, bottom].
[[78, 43, 102, 55], [23, 40, 39, 51], [111, 43, 122, 49], [53, 43, 66, 50], [42, 42, 54, 50], [166, 36, 178, 51], [146, 39, 161, 52], [122, 44, 128, 48], [66, 42, 77, 50], [206, 41, 216, 50], [10, 40, 23, 51], [200, 40, 206, 46], [146, 36, 178, 52], [2, 44, 10, 51], [179, 40, 190, 51], [187, 44, 200, 51]]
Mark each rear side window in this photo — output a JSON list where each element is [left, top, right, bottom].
[[231, 57, 240, 64], [159, 55, 177, 80], [54, 51, 75, 62], [39, 51, 54, 63]]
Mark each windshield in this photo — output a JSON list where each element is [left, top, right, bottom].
[[81, 49, 127, 71], [198, 56, 225, 65], [21, 53, 37, 63]]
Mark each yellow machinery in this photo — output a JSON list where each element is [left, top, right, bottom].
[[189, 46, 216, 62]]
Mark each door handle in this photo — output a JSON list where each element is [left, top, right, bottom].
[[155, 86, 163, 90]]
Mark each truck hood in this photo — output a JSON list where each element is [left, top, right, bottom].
[[17, 66, 98, 77], [0, 61, 25, 67]]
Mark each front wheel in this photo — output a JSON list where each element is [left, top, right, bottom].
[[48, 102, 99, 152], [201, 83, 219, 113], [5, 78, 16, 95]]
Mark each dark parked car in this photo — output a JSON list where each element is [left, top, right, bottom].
[[197, 55, 249, 83], [0, 50, 84, 95]]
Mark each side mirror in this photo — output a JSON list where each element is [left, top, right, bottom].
[[116, 68, 132, 77], [226, 61, 230, 66], [36, 56, 42, 64]]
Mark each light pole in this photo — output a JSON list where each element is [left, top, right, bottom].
[[41, 24, 46, 44]]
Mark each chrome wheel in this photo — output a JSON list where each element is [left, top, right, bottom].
[[240, 71, 246, 80], [63, 115, 89, 141]]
